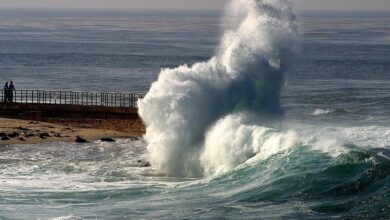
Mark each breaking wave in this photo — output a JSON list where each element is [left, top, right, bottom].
[[138, 0, 298, 177]]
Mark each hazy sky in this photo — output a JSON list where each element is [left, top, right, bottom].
[[0, 0, 389, 11]]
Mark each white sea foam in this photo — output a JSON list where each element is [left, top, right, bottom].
[[50, 216, 83, 220], [138, 0, 298, 177], [312, 108, 333, 116], [281, 121, 390, 156], [321, 125, 390, 149], [201, 113, 300, 175]]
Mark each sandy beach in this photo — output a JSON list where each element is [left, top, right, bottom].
[[0, 118, 137, 145]]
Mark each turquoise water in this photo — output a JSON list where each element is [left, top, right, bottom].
[[0, 7, 389, 219], [1, 139, 389, 219]]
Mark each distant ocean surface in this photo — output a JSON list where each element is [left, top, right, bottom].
[[0, 9, 389, 219], [0, 9, 221, 93]]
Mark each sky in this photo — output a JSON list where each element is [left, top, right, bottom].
[[0, 0, 389, 11]]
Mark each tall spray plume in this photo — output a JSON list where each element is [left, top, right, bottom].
[[138, 0, 298, 177]]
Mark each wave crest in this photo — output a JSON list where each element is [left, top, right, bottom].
[[138, 0, 298, 177]]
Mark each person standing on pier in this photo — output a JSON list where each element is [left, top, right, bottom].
[[3, 82, 9, 102], [8, 81, 15, 103]]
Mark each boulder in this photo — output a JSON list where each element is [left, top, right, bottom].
[[7, 132, 19, 138], [129, 136, 140, 141], [39, 132, 50, 139], [17, 127, 29, 131], [137, 160, 151, 168], [26, 133, 35, 137], [54, 133, 61, 137], [101, 137, 115, 142], [75, 135, 89, 143], [1, 136, 10, 141]]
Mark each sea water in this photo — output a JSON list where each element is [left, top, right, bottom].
[[0, 3, 389, 219]]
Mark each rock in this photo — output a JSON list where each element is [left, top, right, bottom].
[[75, 135, 89, 143], [0, 132, 7, 137], [1, 136, 10, 141], [141, 161, 151, 168], [101, 137, 115, 142], [7, 132, 19, 138], [129, 136, 140, 141], [138, 160, 151, 168], [39, 132, 50, 139], [17, 127, 29, 131], [19, 137, 26, 141], [54, 133, 61, 137], [26, 133, 35, 137]]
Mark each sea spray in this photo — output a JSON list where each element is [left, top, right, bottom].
[[201, 113, 300, 176], [138, 0, 298, 177]]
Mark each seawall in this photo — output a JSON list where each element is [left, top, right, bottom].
[[0, 103, 145, 136]]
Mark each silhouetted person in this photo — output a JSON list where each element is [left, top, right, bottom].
[[3, 82, 9, 103], [8, 81, 15, 103]]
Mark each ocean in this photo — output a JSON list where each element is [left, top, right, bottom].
[[0, 3, 389, 220]]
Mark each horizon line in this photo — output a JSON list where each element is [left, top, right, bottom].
[[0, 7, 389, 13]]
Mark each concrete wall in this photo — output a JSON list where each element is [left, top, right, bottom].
[[0, 103, 145, 135]]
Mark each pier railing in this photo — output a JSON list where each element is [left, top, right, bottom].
[[0, 90, 145, 108]]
